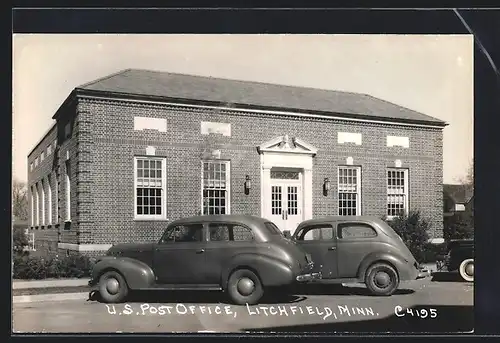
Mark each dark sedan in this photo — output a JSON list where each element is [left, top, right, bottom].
[[292, 216, 431, 296], [89, 215, 318, 305]]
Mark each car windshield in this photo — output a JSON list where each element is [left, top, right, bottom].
[[264, 222, 284, 236]]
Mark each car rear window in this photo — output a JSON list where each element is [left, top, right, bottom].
[[264, 222, 284, 236]]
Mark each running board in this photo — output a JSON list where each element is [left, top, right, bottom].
[[135, 284, 223, 291]]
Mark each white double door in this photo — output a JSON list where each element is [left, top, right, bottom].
[[269, 180, 303, 233]]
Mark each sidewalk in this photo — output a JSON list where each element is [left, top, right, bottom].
[[13, 278, 90, 290]]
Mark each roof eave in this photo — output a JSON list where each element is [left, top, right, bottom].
[[51, 89, 78, 121], [76, 88, 449, 128]]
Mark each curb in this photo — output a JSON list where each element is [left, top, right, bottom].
[[13, 292, 89, 304], [13, 279, 90, 290]]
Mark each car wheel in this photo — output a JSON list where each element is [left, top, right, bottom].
[[98, 270, 129, 303], [458, 258, 474, 282], [365, 263, 400, 296], [227, 269, 264, 305]]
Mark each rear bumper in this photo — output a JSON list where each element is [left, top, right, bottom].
[[416, 268, 432, 279], [294, 261, 321, 283], [296, 272, 322, 282]]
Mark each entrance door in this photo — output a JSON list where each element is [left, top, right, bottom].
[[269, 179, 303, 233]]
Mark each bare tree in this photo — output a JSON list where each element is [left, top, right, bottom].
[[13, 179, 29, 220]]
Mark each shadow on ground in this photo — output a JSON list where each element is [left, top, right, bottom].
[[242, 305, 474, 333], [89, 289, 307, 305], [290, 284, 415, 296], [431, 271, 468, 283]]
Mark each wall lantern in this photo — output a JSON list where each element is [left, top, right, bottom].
[[323, 177, 331, 196], [244, 175, 251, 195]]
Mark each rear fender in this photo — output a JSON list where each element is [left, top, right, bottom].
[[91, 256, 156, 289], [357, 252, 416, 281], [222, 254, 294, 289]]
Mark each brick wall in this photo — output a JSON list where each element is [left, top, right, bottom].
[[27, 100, 80, 254], [69, 96, 444, 248]]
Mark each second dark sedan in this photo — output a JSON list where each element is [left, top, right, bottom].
[[292, 216, 431, 296]]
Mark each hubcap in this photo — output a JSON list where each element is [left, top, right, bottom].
[[374, 271, 391, 288], [106, 278, 120, 295], [237, 277, 255, 296], [465, 262, 474, 276]]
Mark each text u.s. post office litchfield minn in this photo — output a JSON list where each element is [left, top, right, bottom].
[[105, 303, 439, 321]]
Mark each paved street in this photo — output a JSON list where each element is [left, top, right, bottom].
[[13, 277, 473, 333]]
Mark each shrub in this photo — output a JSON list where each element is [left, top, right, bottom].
[[383, 210, 430, 263], [444, 212, 474, 241], [13, 254, 95, 280], [13, 227, 29, 257]]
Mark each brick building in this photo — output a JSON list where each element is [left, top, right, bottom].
[[27, 69, 447, 255]]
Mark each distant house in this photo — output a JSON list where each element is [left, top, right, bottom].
[[443, 184, 474, 217]]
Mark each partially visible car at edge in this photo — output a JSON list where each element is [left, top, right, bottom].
[[437, 238, 474, 282], [291, 216, 431, 296], [88, 214, 318, 305]]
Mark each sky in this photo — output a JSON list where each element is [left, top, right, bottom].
[[12, 34, 473, 184]]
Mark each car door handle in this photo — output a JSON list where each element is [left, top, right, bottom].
[[196, 249, 205, 254], [328, 247, 337, 251]]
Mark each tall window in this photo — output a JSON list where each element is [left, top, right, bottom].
[[40, 181, 45, 226], [338, 166, 362, 216], [35, 184, 39, 226], [387, 168, 409, 217], [30, 186, 34, 227], [65, 160, 71, 222], [202, 160, 230, 215], [47, 175, 52, 225], [134, 157, 166, 220], [54, 173, 58, 223]]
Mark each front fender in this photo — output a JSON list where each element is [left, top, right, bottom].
[[222, 254, 294, 289], [90, 256, 156, 289], [357, 252, 417, 281]]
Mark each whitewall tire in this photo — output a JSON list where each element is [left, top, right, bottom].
[[458, 258, 474, 282]]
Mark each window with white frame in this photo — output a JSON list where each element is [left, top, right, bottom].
[[134, 157, 167, 219], [202, 160, 230, 215], [30, 163, 33, 172], [387, 168, 409, 217], [54, 173, 58, 223], [338, 166, 362, 216], [30, 186, 35, 226], [41, 151, 45, 162], [35, 157, 39, 167], [35, 184, 39, 226], [65, 160, 71, 222], [40, 181, 45, 226], [47, 144, 52, 156], [47, 175, 52, 225]]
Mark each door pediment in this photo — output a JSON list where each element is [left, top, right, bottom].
[[258, 135, 318, 156]]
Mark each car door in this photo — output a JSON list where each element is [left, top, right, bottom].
[[293, 224, 338, 279], [335, 221, 379, 278], [203, 222, 255, 285], [153, 222, 207, 285]]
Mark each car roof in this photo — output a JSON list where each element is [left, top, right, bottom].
[[168, 214, 270, 227], [297, 215, 388, 227]]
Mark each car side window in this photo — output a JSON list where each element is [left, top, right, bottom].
[[208, 223, 254, 242], [209, 224, 230, 242], [338, 223, 377, 239], [161, 224, 204, 243], [232, 225, 254, 241], [296, 225, 334, 241]]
